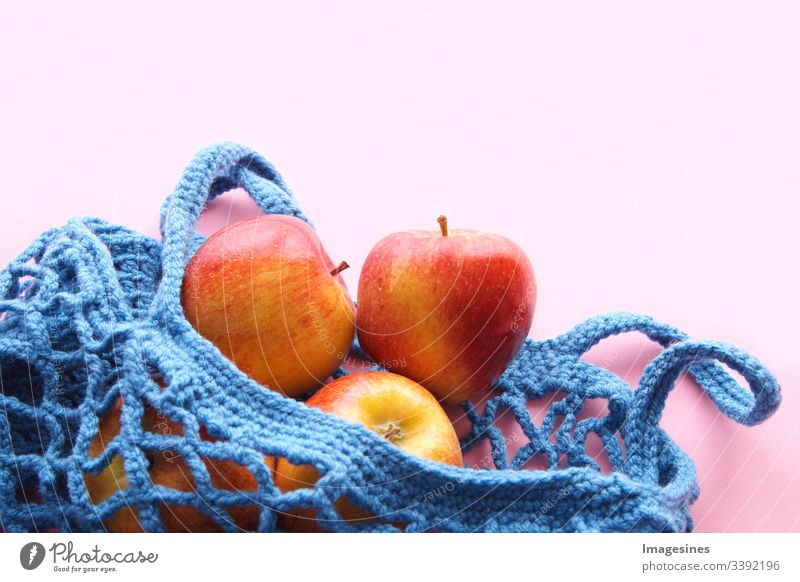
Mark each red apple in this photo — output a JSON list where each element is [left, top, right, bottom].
[[356, 216, 536, 404], [275, 371, 462, 532], [181, 215, 355, 398]]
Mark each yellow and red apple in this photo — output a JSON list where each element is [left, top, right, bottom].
[[84, 398, 274, 532], [181, 215, 355, 398], [356, 216, 536, 404], [275, 371, 463, 532], [83, 398, 140, 532]]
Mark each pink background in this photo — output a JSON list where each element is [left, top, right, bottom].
[[1, 2, 798, 531]]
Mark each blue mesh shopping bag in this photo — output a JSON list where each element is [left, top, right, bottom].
[[0, 142, 781, 532]]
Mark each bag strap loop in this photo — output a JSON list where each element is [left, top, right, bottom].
[[151, 142, 308, 320], [623, 340, 780, 483]]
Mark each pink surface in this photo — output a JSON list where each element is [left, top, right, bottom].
[[1, 2, 798, 531]]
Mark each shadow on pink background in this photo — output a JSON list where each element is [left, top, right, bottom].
[[1, 2, 798, 531]]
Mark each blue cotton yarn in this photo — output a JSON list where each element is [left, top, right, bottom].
[[0, 142, 782, 533]]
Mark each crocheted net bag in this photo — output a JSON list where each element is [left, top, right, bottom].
[[0, 143, 781, 533]]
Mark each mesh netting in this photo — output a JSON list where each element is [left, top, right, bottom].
[[0, 143, 781, 532]]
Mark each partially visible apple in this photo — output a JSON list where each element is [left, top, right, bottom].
[[275, 371, 463, 532], [83, 398, 140, 532], [145, 409, 272, 533], [356, 216, 536, 404], [84, 399, 275, 532], [182, 215, 355, 398]]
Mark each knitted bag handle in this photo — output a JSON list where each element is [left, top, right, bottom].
[[623, 340, 781, 483], [553, 312, 780, 483], [152, 142, 309, 320]]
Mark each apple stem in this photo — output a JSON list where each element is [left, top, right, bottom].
[[437, 215, 448, 237], [330, 261, 350, 276]]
